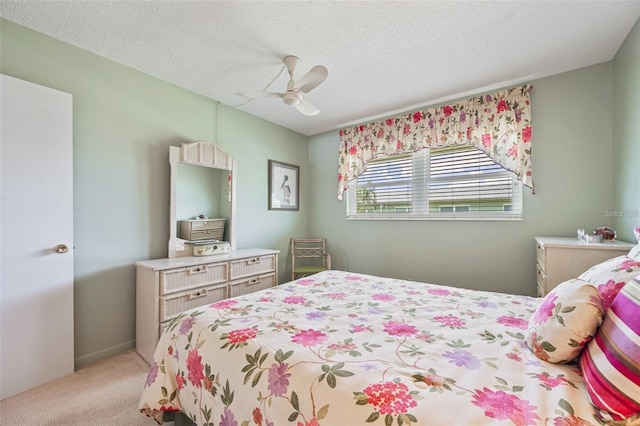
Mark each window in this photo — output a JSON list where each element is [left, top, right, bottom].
[[346, 146, 522, 220]]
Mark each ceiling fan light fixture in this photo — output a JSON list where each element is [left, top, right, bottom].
[[239, 56, 327, 115], [283, 92, 301, 106]]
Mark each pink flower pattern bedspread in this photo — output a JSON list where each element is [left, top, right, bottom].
[[139, 270, 600, 425]]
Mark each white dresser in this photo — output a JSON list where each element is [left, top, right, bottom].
[[136, 248, 278, 364], [535, 237, 634, 296]]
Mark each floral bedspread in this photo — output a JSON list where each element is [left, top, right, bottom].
[[139, 270, 600, 426]]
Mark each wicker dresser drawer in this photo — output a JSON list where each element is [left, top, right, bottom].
[[536, 241, 546, 273], [536, 263, 547, 296], [229, 273, 276, 298], [230, 255, 276, 279], [160, 283, 228, 322], [160, 263, 227, 295]]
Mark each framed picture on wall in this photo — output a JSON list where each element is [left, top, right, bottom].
[[268, 160, 299, 211]]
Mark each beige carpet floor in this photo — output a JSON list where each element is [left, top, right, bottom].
[[0, 350, 170, 425]]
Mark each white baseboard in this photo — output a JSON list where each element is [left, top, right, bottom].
[[74, 339, 136, 369]]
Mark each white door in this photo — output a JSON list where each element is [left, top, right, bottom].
[[0, 74, 74, 399]]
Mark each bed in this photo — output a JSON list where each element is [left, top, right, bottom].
[[138, 251, 640, 426]]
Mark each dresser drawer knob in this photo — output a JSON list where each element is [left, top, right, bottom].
[[247, 278, 261, 286], [247, 258, 260, 265], [189, 266, 207, 275], [188, 288, 208, 300]]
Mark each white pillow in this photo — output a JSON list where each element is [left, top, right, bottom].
[[579, 254, 640, 310], [627, 226, 640, 259]]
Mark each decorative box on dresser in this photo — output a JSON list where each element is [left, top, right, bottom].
[[535, 236, 634, 296], [136, 249, 278, 364]]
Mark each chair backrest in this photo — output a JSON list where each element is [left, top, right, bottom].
[[291, 238, 326, 259], [290, 238, 331, 280]]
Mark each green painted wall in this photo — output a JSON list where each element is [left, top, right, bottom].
[[0, 19, 308, 366], [2, 17, 637, 367], [612, 19, 640, 242], [309, 62, 618, 297]]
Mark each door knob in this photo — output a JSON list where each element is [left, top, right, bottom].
[[54, 244, 69, 254]]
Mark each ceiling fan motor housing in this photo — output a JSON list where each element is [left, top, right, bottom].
[[283, 91, 302, 106]]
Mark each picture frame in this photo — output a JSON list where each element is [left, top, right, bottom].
[[268, 160, 299, 211]]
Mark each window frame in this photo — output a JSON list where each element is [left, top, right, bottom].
[[346, 147, 523, 221]]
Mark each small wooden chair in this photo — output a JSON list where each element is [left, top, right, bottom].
[[290, 238, 331, 281]]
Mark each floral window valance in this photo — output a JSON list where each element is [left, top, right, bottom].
[[337, 84, 533, 200]]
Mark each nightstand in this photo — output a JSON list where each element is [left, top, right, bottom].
[[535, 236, 635, 296]]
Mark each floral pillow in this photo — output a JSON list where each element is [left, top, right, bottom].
[[579, 275, 640, 424], [578, 254, 640, 311], [526, 278, 604, 364]]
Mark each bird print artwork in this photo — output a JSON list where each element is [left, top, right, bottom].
[[269, 160, 298, 210], [280, 175, 291, 204]]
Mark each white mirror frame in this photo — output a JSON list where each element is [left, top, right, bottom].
[[168, 141, 237, 258]]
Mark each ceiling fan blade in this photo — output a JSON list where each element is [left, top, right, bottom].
[[295, 65, 328, 93], [237, 91, 282, 99], [294, 99, 320, 116]]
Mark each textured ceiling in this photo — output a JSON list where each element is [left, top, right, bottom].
[[1, 1, 639, 136]]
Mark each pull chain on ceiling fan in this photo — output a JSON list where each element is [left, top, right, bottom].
[[238, 55, 328, 116]]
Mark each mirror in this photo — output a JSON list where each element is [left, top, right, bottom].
[[168, 141, 236, 258]]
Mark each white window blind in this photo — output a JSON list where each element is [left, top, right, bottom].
[[346, 146, 522, 220]]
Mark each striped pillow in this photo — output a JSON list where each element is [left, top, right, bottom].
[[579, 276, 640, 423]]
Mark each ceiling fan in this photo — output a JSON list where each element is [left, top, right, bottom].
[[238, 56, 328, 116]]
